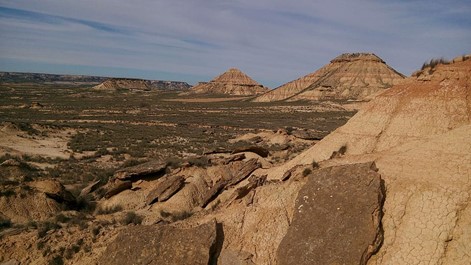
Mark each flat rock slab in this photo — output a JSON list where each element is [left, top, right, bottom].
[[277, 162, 385, 265], [99, 221, 217, 265], [114, 160, 168, 181], [146, 175, 185, 205]]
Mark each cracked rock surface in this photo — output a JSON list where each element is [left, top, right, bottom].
[[277, 162, 385, 265]]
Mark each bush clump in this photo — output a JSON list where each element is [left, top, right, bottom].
[[95, 205, 123, 215], [121, 211, 143, 225], [0, 217, 12, 229], [37, 221, 60, 238], [187, 156, 211, 168], [421, 57, 449, 70], [302, 168, 312, 177]]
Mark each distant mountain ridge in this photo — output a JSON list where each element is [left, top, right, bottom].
[[93, 78, 190, 91], [0, 72, 191, 91], [0, 71, 108, 83]]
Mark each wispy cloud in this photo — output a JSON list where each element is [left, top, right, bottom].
[[0, 1, 470, 87]]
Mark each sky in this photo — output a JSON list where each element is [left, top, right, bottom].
[[0, 0, 470, 88]]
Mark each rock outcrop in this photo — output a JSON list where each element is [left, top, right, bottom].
[[190, 68, 269, 95], [277, 162, 385, 265], [114, 160, 168, 181], [0, 180, 74, 223], [99, 220, 217, 265], [269, 55, 471, 264], [93, 78, 154, 91], [254, 53, 404, 102], [93, 78, 190, 91]]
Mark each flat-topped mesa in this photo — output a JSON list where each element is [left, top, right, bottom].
[[254, 52, 405, 102], [330, 52, 384, 63], [190, 68, 269, 96], [93, 78, 190, 91]]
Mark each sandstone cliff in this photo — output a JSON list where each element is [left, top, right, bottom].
[[254, 53, 405, 102], [190, 68, 269, 96]]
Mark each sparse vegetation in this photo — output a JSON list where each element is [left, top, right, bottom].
[[160, 210, 193, 222], [48, 255, 64, 265], [95, 205, 123, 215], [0, 189, 16, 197], [121, 211, 143, 225], [54, 213, 70, 223], [330, 144, 347, 159], [338, 145, 347, 155], [37, 221, 61, 238], [170, 211, 193, 221], [187, 156, 211, 168], [0, 81, 356, 261], [75, 194, 97, 213], [0, 216, 12, 229], [312, 160, 319, 169], [421, 57, 449, 71], [302, 168, 312, 177]]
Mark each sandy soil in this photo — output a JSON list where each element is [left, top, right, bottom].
[[0, 123, 75, 159], [163, 97, 251, 102]]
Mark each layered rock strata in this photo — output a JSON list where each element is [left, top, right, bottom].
[[190, 68, 268, 95], [254, 53, 404, 102]]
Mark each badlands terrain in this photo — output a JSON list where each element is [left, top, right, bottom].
[[0, 53, 470, 265]]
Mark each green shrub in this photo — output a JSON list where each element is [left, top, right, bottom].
[[166, 157, 183, 169], [421, 57, 449, 70], [55, 213, 70, 223], [91, 226, 101, 237], [187, 156, 211, 168], [95, 205, 123, 215], [75, 195, 96, 213], [48, 255, 64, 265], [0, 189, 15, 197], [37, 221, 60, 238], [338, 145, 347, 155], [122, 159, 142, 168], [302, 168, 312, 177], [170, 211, 193, 222], [160, 210, 193, 222], [0, 217, 12, 229], [36, 241, 45, 250], [121, 211, 143, 225]]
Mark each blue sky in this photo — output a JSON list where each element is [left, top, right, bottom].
[[0, 0, 470, 88]]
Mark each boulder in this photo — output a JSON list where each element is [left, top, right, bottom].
[[28, 179, 75, 205], [99, 220, 218, 265], [277, 162, 385, 265]]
